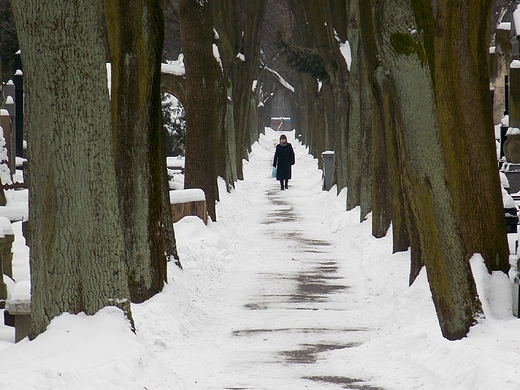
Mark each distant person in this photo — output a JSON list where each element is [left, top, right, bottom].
[[273, 134, 295, 190]]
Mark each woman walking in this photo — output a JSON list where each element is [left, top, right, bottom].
[[273, 134, 295, 190]]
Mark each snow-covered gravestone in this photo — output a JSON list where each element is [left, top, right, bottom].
[[0, 126, 12, 186], [0, 108, 14, 177], [0, 217, 15, 311], [169, 188, 207, 224]]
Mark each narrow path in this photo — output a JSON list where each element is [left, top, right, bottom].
[[169, 129, 387, 389]]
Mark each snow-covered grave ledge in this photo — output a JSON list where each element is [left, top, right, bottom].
[[4, 280, 30, 343], [0, 216, 16, 305], [169, 188, 207, 224]]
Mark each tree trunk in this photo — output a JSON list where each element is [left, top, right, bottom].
[[424, 0, 510, 273], [179, 0, 220, 221], [11, 0, 132, 338], [230, 1, 266, 181], [366, 0, 493, 340], [346, 0, 363, 210], [302, 0, 350, 193], [358, 47, 372, 221], [105, 0, 169, 303]]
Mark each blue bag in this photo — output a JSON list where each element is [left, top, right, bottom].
[[271, 167, 277, 178]]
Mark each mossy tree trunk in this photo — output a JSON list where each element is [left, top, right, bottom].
[[417, 0, 509, 273], [105, 0, 172, 303], [359, 0, 507, 340], [11, 0, 132, 339], [179, 0, 220, 221]]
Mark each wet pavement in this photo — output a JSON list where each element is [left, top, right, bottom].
[[227, 187, 384, 389]]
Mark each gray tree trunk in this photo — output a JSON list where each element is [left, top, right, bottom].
[[11, 0, 132, 339]]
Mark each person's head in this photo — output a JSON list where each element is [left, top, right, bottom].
[[279, 135, 287, 145]]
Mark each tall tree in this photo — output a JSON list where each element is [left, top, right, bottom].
[[105, 0, 177, 303], [179, 0, 221, 221], [422, 0, 510, 273], [11, 0, 132, 338], [230, 1, 266, 180]]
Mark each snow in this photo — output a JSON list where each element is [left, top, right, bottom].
[[236, 53, 246, 62], [163, 54, 185, 77], [511, 60, 520, 69], [213, 44, 223, 70], [106, 63, 112, 96], [507, 127, 520, 135], [169, 188, 206, 204], [1, 129, 520, 389], [490, 46, 496, 54], [166, 156, 185, 169], [14, 70, 22, 76], [5, 96, 14, 105], [503, 115, 510, 127], [501, 171, 511, 190], [499, 22, 512, 31], [5, 280, 30, 313], [340, 41, 352, 71], [0, 109, 8, 116], [503, 188, 516, 208], [0, 126, 12, 185], [161, 63, 185, 77]]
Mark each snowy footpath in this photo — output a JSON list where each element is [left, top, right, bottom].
[[1, 128, 520, 389]]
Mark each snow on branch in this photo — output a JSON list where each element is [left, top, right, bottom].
[[264, 66, 294, 93]]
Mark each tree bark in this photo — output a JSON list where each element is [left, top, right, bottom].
[[11, 0, 132, 338], [422, 0, 510, 273], [374, 0, 492, 340], [232, 1, 266, 180], [105, 0, 170, 303], [179, 0, 220, 221], [301, 0, 350, 193]]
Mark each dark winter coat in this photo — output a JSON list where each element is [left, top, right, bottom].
[[273, 143, 295, 180]]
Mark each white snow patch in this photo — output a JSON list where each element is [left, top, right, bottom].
[[213, 44, 223, 70], [498, 22, 512, 31], [340, 41, 352, 71], [169, 189, 206, 204]]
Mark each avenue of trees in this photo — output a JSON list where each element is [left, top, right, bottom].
[[2, 0, 514, 340]]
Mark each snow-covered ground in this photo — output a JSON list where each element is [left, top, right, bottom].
[[1, 127, 520, 389]]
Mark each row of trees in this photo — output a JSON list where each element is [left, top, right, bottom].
[[274, 0, 510, 340], [5, 0, 513, 341], [173, 0, 513, 340]]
